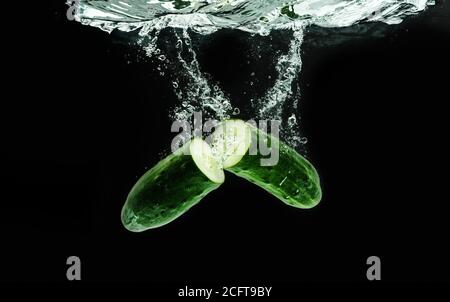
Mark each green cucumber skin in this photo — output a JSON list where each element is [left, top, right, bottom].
[[121, 147, 220, 231], [226, 127, 322, 209]]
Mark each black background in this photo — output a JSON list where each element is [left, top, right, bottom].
[[1, 0, 449, 294]]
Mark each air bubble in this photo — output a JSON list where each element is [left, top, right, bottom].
[[288, 114, 297, 126]]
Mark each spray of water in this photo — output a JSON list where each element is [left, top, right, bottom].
[[73, 0, 434, 35], [253, 29, 305, 148], [71, 0, 434, 149], [171, 29, 233, 122]]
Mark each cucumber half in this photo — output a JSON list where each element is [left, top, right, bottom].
[[211, 119, 322, 209], [121, 137, 224, 231]]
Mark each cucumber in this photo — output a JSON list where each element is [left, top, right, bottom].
[[121, 137, 224, 231], [211, 120, 322, 209]]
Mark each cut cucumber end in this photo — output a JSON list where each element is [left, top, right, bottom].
[[211, 119, 252, 169], [190, 137, 225, 184]]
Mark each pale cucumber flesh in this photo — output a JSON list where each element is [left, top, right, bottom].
[[210, 119, 252, 169], [191, 137, 225, 184]]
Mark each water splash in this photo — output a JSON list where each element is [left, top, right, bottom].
[[170, 29, 233, 122], [73, 0, 434, 35], [252, 29, 305, 148], [71, 0, 434, 149]]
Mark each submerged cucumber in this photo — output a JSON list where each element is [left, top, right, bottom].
[[121, 138, 224, 231], [211, 120, 322, 209]]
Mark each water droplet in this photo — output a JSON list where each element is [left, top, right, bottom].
[[250, 72, 255, 77]]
